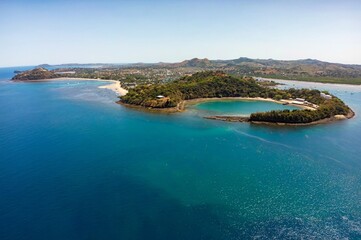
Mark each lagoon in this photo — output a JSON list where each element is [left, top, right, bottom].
[[191, 99, 299, 116], [1, 67, 361, 239]]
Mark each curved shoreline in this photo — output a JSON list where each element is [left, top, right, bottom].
[[118, 97, 315, 113], [118, 97, 355, 126], [13, 77, 128, 96]]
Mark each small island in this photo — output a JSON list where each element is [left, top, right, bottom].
[[119, 71, 354, 125]]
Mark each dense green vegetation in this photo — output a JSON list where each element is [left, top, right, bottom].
[[249, 88, 351, 123], [250, 98, 350, 123], [121, 71, 352, 124], [12, 68, 59, 80], [121, 71, 266, 108], [120, 84, 183, 108]]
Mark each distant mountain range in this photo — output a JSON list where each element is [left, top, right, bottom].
[[158, 57, 361, 84], [161, 57, 361, 78], [36, 57, 361, 84]]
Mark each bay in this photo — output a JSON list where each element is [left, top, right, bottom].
[[1, 67, 361, 239]]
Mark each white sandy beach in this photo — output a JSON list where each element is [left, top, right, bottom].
[[98, 80, 128, 96]]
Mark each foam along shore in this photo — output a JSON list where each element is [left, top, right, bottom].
[[15, 77, 128, 96]]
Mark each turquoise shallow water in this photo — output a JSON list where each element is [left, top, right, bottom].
[[191, 100, 299, 116], [1, 67, 361, 239]]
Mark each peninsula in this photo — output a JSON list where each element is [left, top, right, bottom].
[[11, 68, 354, 125], [119, 71, 354, 125]]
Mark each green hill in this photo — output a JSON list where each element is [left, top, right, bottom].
[[120, 71, 264, 108], [12, 68, 59, 80]]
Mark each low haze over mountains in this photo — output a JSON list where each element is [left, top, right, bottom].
[[37, 57, 361, 84]]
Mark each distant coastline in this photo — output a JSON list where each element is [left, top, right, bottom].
[[13, 77, 128, 96]]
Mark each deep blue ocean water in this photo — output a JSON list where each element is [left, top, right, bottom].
[[1, 67, 361, 239]]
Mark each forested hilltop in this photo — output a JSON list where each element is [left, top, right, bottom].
[[121, 71, 264, 108], [120, 71, 353, 124], [12, 68, 59, 80]]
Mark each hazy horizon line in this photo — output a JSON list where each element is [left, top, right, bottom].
[[2, 56, 361, 68]]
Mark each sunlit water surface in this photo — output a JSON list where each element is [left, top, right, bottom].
[[1, 67, 361, 239]]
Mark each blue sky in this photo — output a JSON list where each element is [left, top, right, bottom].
[[0, 0, 360, 67]]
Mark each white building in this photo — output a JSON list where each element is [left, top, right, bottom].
[[291, 100, 304, 105], [320, 92, 332, 100]]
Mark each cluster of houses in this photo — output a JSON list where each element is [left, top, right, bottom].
[[291, 98, 307, 105], [287, 92, 332, 109], [289, 98, 319, 109]]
